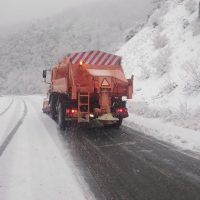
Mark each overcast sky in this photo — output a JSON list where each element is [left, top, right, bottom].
[[0, 0, 94, 28]]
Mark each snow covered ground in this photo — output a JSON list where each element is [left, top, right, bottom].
[[0, 96, 95, 200], [0, 97, 13, 115], [117, 0, 200, 153], [124, 114, 200, 154]]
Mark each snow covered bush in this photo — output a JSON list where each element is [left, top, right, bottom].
[[183, 19, 190, 29], [191, 20, 200, 36], [127, 101, 148, 116], [194, 107, 200, 118], [153, 33, 168, 49], [185, 0, 197, 14], [127, 101, 161, 118], [183, 61, 200, 94], [176, 102, 191, 120], [148, 1, 168, 29], [149, 9, 161, 28], [163, 80, 178, 94], [125, 29, 137, 42], [159, 78, 178, 95], [124, 25, 143, 42], [140, 67, 151, 80], [151, 46, 171, 76]]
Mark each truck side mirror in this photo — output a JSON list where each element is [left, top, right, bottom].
[[43, 70, 47, 79]]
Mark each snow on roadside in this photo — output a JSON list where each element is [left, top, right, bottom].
[[124, 114, 200, 154]]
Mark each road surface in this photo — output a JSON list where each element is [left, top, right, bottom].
[[0, 95, 200, 200]]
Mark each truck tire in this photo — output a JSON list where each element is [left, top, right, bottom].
[[66, 120, 78, 128], [50, 96, 57, 120], [114, 118, 123, 128], [57, 102, 66, 130]]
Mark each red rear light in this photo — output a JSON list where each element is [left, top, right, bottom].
[[71, 109, 78, 113], [66, 109, 70, 113], [117, 108, 123, 113], [123, 108, 128, 112], [66, 108, 78, 114], [116, 108, 128, 113]]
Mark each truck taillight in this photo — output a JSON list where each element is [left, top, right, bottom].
[[71, 109, 78, 113], [117, 108, 128, 113], [66, 109, 70, 113], [123, 108, 128, 112], [66, 108, 78, 114], [117, 108, 123, 113]]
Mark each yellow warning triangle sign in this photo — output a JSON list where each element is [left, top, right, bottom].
[[101, 79, 110, 86]]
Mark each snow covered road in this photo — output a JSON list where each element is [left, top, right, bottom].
[[0, 97, 14, 116], [0, 95, 200, 200], [0, 97, 26, 153], [0, 96, 95, 200]]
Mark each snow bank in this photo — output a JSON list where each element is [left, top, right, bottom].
[[124, 114, 200, 154]]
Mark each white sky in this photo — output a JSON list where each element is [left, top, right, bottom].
[[0, 0, 94, 28]]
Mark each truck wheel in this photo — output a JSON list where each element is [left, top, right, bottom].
[[114, 118, 123, 128], [57, 102, 66, 130], [50, 96, 57, 120], [66, 120, 78, 128]]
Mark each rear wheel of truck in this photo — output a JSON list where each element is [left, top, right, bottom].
[[103, 118, 122, 128], [66, 120, 78, 128], [57, 102, 66, 130], [114, 118, 123, 128], [50, 96, 57, 120]]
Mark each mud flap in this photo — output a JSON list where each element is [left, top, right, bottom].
[[98, 113, 119, 125], [42, 98, 50, 113]]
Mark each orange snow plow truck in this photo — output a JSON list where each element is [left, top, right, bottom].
[[42, 50, 133, 129]]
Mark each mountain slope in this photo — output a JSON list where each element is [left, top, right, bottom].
[[0, 0, 156, 94], [118, 0, 200, 130]]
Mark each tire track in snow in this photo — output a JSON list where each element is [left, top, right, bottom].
[[0, 100, 28, 157], [0, 98, 14, 117]]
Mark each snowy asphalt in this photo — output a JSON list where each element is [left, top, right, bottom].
[[0, 96, 200, 200], [62, 126, 200, 200]]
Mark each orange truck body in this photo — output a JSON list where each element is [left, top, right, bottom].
[[43, 50, 133, 128]]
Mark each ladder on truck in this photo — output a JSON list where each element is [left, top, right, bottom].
[[78, 92, 90, 123]]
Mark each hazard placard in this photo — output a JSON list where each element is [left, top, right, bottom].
[[101, 79, 110, 86]]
